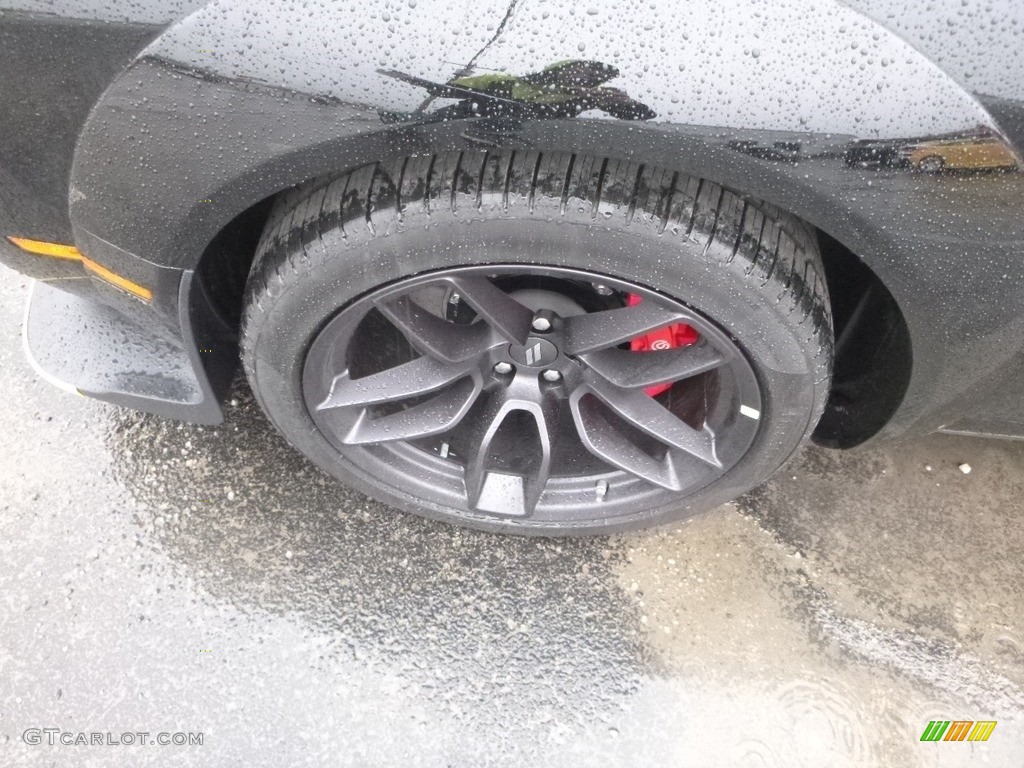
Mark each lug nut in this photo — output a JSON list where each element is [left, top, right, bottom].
[[531, 316, 552, 332], [494, 362, 513, 375], [542, 369, 561, 382]]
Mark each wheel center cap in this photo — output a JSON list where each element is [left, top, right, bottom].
[[509, 337, 559, 367]]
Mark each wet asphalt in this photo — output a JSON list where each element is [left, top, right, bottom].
[[1, 266, 1022, 767]]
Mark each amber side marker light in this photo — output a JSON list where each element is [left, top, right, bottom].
[[7, 236, 153, 302], [7, 236, 82, 260], [79, 256, 154, 302]]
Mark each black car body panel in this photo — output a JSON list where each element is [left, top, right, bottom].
[[2, 0, 1022, 442]]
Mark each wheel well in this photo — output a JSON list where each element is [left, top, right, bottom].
[[195, 193, 276, 329], [811, 230, 911, 448], [191, 180, 911, 449]]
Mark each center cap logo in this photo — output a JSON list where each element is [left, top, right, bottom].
[[509, 337, 559, 367]]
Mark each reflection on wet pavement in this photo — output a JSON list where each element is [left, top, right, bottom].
[[1, 271, 1022, 766]]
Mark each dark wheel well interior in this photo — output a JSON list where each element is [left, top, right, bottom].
[[193, 183, 911, 449], [196, 194, 276, 329], [811, 230, 911, 447]]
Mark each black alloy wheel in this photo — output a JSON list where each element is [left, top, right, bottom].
[[242, 151, 832, 535], [301, 265, 761, 522]]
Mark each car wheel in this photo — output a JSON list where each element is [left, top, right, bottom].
[[917, 155, 945, 173], [241, 152, 832, 535]]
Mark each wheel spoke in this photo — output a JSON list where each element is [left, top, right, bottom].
[[317, 356, 472, 410], [563, 301, 691, 354], [523, 395, 558, 515], [586, 376, 721, 468], [375, 295, 495, 362], [462, 387, 557, 517], [570, 392, 681, 489], [341, 376, 480, 444], [580, 341, 729, 389], [445, 275, 535, 345]]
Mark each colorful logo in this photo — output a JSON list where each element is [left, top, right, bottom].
[[920, 721, 997, 742]]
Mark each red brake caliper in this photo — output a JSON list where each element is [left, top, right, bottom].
[[626, 293, 699, 397]]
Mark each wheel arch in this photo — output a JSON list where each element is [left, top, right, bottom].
[[70, 0, 1003, 274], [66, 0, 1019, 441]]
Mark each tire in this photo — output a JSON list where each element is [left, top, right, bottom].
[[917, 155, 945, 174], [241, 152, 832, 535]]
